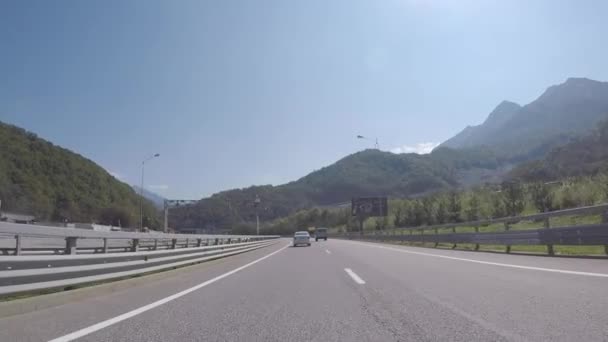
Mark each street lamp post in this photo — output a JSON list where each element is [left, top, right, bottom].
[[140, 153, 160, 231], [254, 195, 261, 235]]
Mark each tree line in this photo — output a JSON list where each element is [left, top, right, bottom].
[[255, 174, 608, 235]]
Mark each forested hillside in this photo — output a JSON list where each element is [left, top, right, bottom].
[[0, 121, 160, 228], [260, 174, 608, 236], [169, 148, 501, 229], [510, 120, 608, 181]]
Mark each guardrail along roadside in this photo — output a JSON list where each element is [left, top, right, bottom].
[[336, 203, 608, 256], [0, 223, 280, 297]]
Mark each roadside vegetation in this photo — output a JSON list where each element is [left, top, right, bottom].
[[258, 173, 608, 236]]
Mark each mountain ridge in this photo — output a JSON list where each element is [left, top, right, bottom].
[[440, 78, 608, 161], [168, 147, 501, 229]]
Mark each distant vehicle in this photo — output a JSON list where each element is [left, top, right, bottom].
[[293, 231, 311, 247], [315, 228, 328, 241]]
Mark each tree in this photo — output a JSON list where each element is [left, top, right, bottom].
[[422, 197, 436, 225], [530, 183, 555, 212], [502, 181, 525, 216], [491, 194, 507, 218], [409, 200, 425, 226], [465, 194, 480, 221], [374, 217, 388, 230], [436, 200, 448, 224], [393, 207, 403, 227], [447, 191, 462, 222]]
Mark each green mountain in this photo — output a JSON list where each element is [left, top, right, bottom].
[[509, 120, 608, 181], [441, 78, 608, 161], [169, 148, 501, 230], [172, 78, 608, 231], [0, 121, 160, 228]]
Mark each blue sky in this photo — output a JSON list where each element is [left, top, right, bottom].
[[1, 0, 607, 199]]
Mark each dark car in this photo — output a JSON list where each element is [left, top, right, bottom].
[[315, 228, 328, 241]]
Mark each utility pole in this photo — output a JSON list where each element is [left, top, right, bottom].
[[140, 153, 160, 231], [163, 200, 169, 233]]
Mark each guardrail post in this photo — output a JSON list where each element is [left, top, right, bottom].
[[544, 217, 555, 256], [504, 222, 511, 254], [603, 211, 608, 255], [215, 238, 219, 245], [185, 238, 189, 248], [65, 237, 78, 255], [103, 238, 109, 253], [474, 225, 480, 251], [197, 238, 202, 247], [420, 228, 424, 245], [227, 238, 232, 244], [153, 239, 158, 250], [171, 238, 178, 249], [15, 235, 22, 255], [131, 239, 140, 252]]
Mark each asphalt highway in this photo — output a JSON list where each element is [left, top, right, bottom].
[[1, 238, 607, 342]]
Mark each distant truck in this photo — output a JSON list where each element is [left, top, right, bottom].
[[315, 228, 328, 241]]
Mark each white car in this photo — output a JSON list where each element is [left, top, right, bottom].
[[293, 231, 311, 247]]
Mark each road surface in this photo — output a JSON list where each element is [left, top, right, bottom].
[[1, 238, 607, 341]]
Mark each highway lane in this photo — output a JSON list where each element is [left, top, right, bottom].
[[1, 238, 607, 341], [0, 241, 287, 342]]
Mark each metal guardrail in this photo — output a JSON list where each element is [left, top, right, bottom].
[[401, 203, 608, 232], [337, 203, 608, 255], [0, 222, 278, 255], [0, 238, 280, 296]]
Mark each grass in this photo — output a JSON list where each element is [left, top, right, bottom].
[[343, 212, 608, 257], [369, 240, 607, 256]]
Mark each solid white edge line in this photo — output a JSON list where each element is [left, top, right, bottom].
[[344, 268, 366, 284], [47, 243, 290, 342], [345, 240, 608, 278]]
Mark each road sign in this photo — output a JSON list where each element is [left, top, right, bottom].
[[164, 199, 198, 208], [351, 197, 388, 217]]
